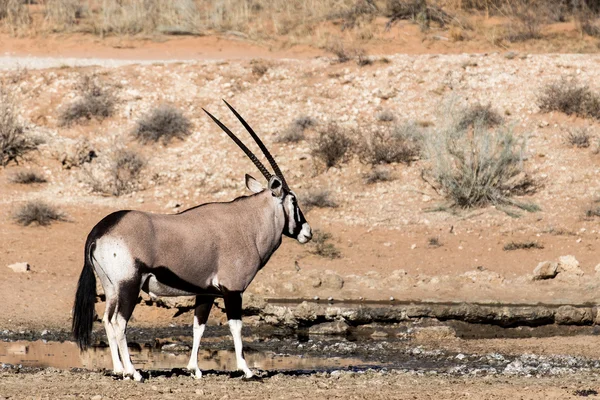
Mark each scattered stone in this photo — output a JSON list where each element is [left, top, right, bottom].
[[321, 271, 344, 290], [161, 343, 191, 352], [412, 326, 457, 342], [557, 255, 584, 277], [371, 330, 389, 338], [7, 262, 30, 273], [555, 305, 593, 325], [294, 301, 320, 322], [91, 396, 102, 400], [532, 261, 558, 280], [308, 320, 350, 335], [155, 296, 195, 309]]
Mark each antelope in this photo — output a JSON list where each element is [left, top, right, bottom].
[[72, 101, 312, 381]]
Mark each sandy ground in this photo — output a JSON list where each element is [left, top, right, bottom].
[[0, 370, 597, 400]]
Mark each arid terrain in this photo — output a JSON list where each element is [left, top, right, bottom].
[[3, 1, 600, 398]]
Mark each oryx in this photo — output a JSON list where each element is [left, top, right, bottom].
[[72, 101, 312, 381]]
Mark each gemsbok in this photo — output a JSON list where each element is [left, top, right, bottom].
[[72, 100, 312, 381]]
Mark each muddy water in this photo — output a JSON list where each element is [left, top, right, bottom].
[[0, 340, 380, 372]]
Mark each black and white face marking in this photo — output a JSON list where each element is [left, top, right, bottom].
[[282, 191, 312, 243]]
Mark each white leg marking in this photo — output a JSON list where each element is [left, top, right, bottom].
[[103, 313, 123, 374], [186, 315, 205, 379], [113, 313, 142, 382], [228, 319, 253, 378]]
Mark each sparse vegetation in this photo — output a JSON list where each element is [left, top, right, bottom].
[[364, 166, 394, 184], [422, 100, 537, 212], [502, 1, 546, 42], [386, 0, 456, 32], [310, 230, 341, 259], [276, 116, 317, 144], [456, 103, 503, 131], [86, 149, 145, 196], [44, 0, 85, 30], [538, 77, 600, 120], [302, 189, 338, 211], [428, 237, 442, 248], [311, 123, 353, 169], [133, 104, 192, 145], [58, 75, 116, 126], [0, 90, 36, 167], [250, 59, 269, 77], [359, 122, 421, 165], [566, 128, 591, 148], [376, 110, 395, 122], [9, 170, 47, 184], [503, 241, 544, 251], [12, 201, 66, 226]]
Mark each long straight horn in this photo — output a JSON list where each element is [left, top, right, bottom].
[[203, 108, 272, 181], [222, 100, 289, 191]]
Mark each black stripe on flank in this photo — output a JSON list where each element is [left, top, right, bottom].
[[89, 210, 132, 240]]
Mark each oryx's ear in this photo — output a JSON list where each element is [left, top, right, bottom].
[[245, 174, 264, 193], [268, 176, 283, 198]]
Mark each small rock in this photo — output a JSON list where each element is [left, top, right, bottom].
[[161, 343, 191, 352], [557, 255, 584, 277], [594, 264, 600, 274], [532, 261, 558, 281], [371, 330, 389, 338], [321, 271, 344, 290], [308, 320, 350, 335], [555, 305, 593, 325], [91, 396, 102, 400], [7, 262, 30, 273], [410, 244, 417, 250], [413, 326, 457, 342]]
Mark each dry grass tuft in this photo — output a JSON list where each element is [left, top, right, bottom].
[[276, 116, 317, 144], [359, 122, 422, 165], [566, 128, 591, 148], [58, 75, 116, 126], [363, 166, 394, 184], [503, 241, 544, 251], [302, 189, 338, 211], [311, 123, 353, 169], [9, 170, 47, 184], [85, 148, 145, 196], [133, 104, 192, 144], [456, 103, 503, 130], [311, 230, 341, 259], [13, 201, 66, 226], [538, 77, 600, 120]]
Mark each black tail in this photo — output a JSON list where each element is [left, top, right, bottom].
[[72, 241, 96, 351]]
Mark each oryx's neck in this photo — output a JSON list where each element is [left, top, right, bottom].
[[235, 190, 285, 264]]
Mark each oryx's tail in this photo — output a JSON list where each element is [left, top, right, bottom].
[[72, 239, 96, 351]]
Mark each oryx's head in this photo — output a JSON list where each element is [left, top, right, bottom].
[[203, 100, 312, 244]]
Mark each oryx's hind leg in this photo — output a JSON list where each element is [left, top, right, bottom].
[[186, 296, 215, 379], [223, 290, 253, 379], [111, 280, 142, 382], [103, 301, 124, 374]]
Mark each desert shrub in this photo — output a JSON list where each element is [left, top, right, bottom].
[[0, 91, 36, 167], [311, 230, 341, 259], [86, 149, 145, 196], [386, 0, 455, 31], [302, 189, 338, 211], [133, 104, 192, 144], [503, 241, 544, 251], [364, 167, 393, 184], [0, 0, 30, 32], [96, 0, 202, 36], [566, 128, 591, 148], [325, 40, 368, 65], [9, 170, 47, 184], [359, 123, 421, 165], [13, 201, 66, 226], [376, 110, 396, 122], [423, 107, 536, 211], [44, 0, 86, 29], [311, 123, 353, 169], [538, 77, 600, 120], [276, 116, 317, 144], [427, 237, 442, 247], [250, 59, 269, 77], [59, 75, 116, 126], [456, 103, 503, 131]]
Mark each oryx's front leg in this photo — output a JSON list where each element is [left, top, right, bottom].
[[186, 296, 214, 379], [223, 290, 253, 378]]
